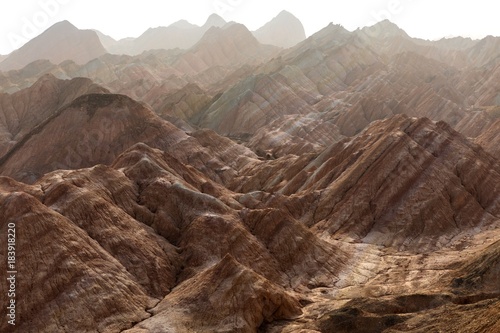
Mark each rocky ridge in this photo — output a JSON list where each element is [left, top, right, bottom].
[[1, 104, 499, 332]]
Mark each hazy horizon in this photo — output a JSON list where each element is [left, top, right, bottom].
[[1, 0, 500, 54]]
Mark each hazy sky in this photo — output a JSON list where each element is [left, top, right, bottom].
[[1, 0, 499, 54]]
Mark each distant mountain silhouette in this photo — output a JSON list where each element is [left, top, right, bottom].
[[0, 21, 106, 71], [253, 10, 306, 48], [360, 19, 409, 39], [103, 14, 228, 55], [173, 23, 279, 74]]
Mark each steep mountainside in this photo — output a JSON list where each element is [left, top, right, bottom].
[[1, 113, 499, 333], [0, 75, 107, 157], [0, 90, 263, 185]]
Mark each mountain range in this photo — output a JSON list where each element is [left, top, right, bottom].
[[0, 11, 499, 333], [0, 11, 306, 70]]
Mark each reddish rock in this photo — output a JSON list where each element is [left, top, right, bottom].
[[0, 190, 157, 333], [130, 254, 302, 333], [0, 74, 108, 156]]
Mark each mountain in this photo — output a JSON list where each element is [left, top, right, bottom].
[[359, 19, 409, 39], [173, 23, 279, 75], [5, 18, 500, 157], [0, 21, 107, 71], [466, 35, 500, 67], [169, 19, 198, 30], [0, 92, 196, 183], [1, 112, 499, 332], [107, 14, 228, 55], [434, 36, 479, 50], [93, 29, 118, 50], [2, 19, 500, 156], [106, 11, 305, 56], [253, 10, 306, 48], [0, 17, 500, 333], [0, 74, 107, 156], [202, 13, 227, 29], [475, 116, 500, 158], [135, 254, 302, 332]]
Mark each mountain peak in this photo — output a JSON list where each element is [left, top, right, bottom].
[[200, 23, 257, 45], [52, 20, 77, 29], [169, 19, 197, 30], [277, 10, 294, 17], [0, 20, 106, 71], [362, 19, 408, 38], [203, 13, 226, 29], [253, 10, 306, 48]]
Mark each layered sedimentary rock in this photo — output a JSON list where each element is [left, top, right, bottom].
[[0, 183, 158, 333], [0, 17, 499, 333], [0, 134, 351, 332], [0, 90, 264, 186], [475, 117, 500, 158], [128, 254, 302, 333], [1, 110, 499, 332], [0, 74, 108, 156], [2, 19, 500, 158]]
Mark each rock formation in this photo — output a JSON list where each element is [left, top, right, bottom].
[[0, 15, 499, 333]]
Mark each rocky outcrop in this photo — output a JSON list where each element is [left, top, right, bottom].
[[0, 93, 187, 183], [227, 115, 500, 251], [197, 73, 317, 135], [147, 82, 213, 129], [3, 19, 500, 159], [248, 114, 345, 157]]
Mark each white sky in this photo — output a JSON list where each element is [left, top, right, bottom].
[[1, 0, 499, 54]]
